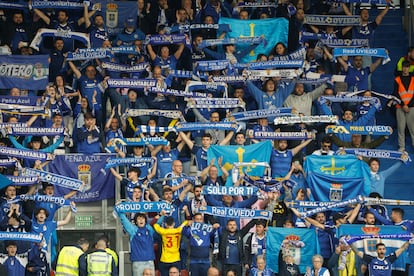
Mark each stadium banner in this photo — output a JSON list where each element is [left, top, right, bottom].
[[304, 15, 360, 26], [207, 141, 273, 181], [219, 17, 289, 63], [337, 224, 409, 271], [0, 55, 48, 90], [304, 155, 371, 201], [49, 154, 115, 202], [267, 227, 319, 273], [0, 96, 40, 106]]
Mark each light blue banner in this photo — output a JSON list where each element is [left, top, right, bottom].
[[267, 227, 319, 273], [218, 17, 289, 63]]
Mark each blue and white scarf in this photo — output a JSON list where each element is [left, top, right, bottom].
[[8, 127, 65, 136], [125, 109, 184, 120], [199, 205, 272, 220], [336, 148, 411, 164], [176, 122, 239, 132], [112, 137, 169, 147], [304, 15, 360, 26], [248, 60, 304, 69], [134, 126, 177, 135], [297, 197, 363, 218], [203, 185, 259, 196], [245, 69, 301, 79], [145, 34, 188, 45], [115, 201, 172, 213], [274, 115, 338, 125], [148, 87, 207, 98], [168, 70, 209, 81], [248, 131, 314, 140], [32, 0, 101, 10], [211, 75, 246, 84], [18, 194, 76, 212], [225, 108, 292, 122], [6, 176, 39, 186], [333, 48, 390, 64], [199, 37, 265, 49], [195, 60, 231, 72], [67, 48, 112, 61], [30, 28, 90, 51], [320, 38, 369, 48], [0, 232, 42, 243], [104, 157, 153, 169], [0, 147, 53, 161], [107, 78, 156, 89], [326, 125, 392, 136], [186, 98, 245, 109], [0, 158, 18, 167], [23, 168, 84, 191], [101, 62, 149, 72], [272, 47, 306, 61]]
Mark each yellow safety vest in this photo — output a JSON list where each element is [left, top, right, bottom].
[[87, 251, 113, 276], [55, 246, 84, 276]]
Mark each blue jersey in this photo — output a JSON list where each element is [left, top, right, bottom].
[[31, 220, 58, 250], [163, 172, 187, 200], [156, 149, 179, 178], [182, 224, 216, 262], [270, 149, 293, 178], [352, 22, 377, 47], [0, 254, 27, 276], [363, 253, 397, 276], [345, 66, 371, 91], [79, 75, 104, 106], [153, 55, 178, 76], [89, 26, 109, 48], [192, 146, 208, 172], [121, 178, 144, 200]]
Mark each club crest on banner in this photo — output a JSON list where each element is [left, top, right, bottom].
[[329, 183, 343, 201], [78, 164, 92, 192], [326, 125, 350, 134], [106, 3, 118, 28], [282, 234, 305, 265], [361, 226, 381, 253]]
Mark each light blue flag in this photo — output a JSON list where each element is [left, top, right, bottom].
[[267, 227, 319, 273], [304, 155, 370, 202], [207, 141, 272, 185], [218, 17, 289, 63], [337, 224, 409, 272]]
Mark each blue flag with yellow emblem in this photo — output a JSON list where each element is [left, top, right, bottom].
[[304, 155, 370, 201], [207, 141, 272, 184], [267, 227, 319, 273], [218, 17, 289, 63]]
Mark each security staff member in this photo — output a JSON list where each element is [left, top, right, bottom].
[[79, 239, 118, 276], [55, 238, 89, 276]]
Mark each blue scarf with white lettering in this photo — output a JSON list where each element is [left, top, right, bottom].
[[320, 38, 369, 48], [0, 158, 18, 167], [304, 15, 360, 26], [199, 37, 265, 49], [199, 205, 272, 220], [333, 48, 390, 64], [134, 126, 177, 136], [225, 108, 292, 122], [8, 127, 65, 136], [148, 87, 207, 98], [145, 34, 189, 46], [67, 48, 112, 61], [295, 197, 363, 218], [30, 28, 90, 51], [0, 232, 42, 243], [176, 122, 239, 132], [167, 70, 209, 81], [186, 81, 227, 92], [336, 148, 411, 164], [186, 98, 244, 109], [325, 125, 392, 135], [17, 194, 76, 212], [249, 131, 314, 140], [32, 0, 100, 10], [274, 115, 338, 125], [111, 137, 169, 147], [6, 176, 39, 186], [104, 157, 154, 169], [125, 109, 185, 121], [170, 23, 231, 33], [272, 47, 306, 61], [115, 201, 172, 213], [344, 234, 412, 246], [0, 146, 53, 161], [107, 78, 156, 88], [211, 75, 246, 84], [203, 186, 259, 196], [101, 62, 149, 72], [242, 175, 283, 193], [23, 168, 84, 191], [195, 60, 231, 71]]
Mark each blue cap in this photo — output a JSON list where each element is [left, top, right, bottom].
[[126, 17, 135, 27]]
